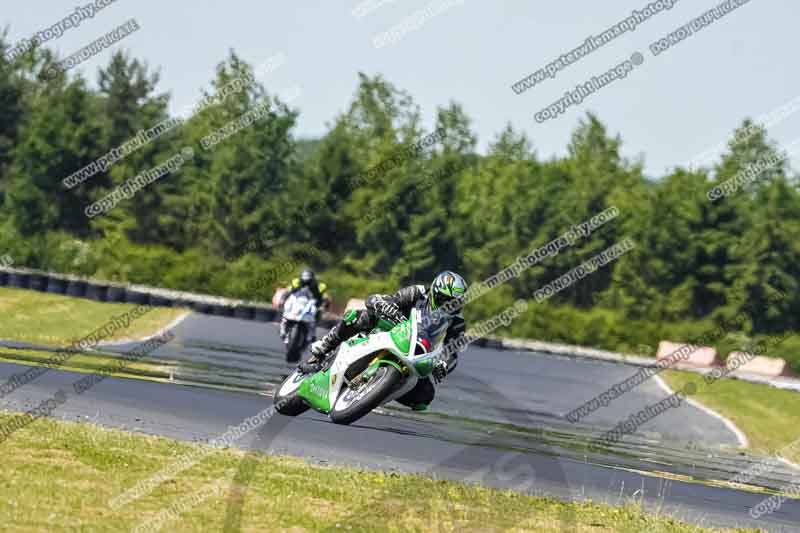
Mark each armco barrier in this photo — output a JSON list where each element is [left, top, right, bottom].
[[657, 340, 722, 368]]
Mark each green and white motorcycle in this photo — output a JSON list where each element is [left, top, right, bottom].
[[273, 305, 450, 425]]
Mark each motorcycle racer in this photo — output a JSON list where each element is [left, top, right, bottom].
[[298, 271, 468, 410], [279, 268, 329, 341]]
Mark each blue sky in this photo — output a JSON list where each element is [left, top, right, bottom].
[[4, 0, 798, 177]]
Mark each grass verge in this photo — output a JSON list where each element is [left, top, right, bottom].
[[0, 412, 751, 532], [0, 287, 186, 347], [662, 370, 800, 463]]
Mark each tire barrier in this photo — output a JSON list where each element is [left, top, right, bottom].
[[124, 288, 150, 305], [0, 264, 332, 337], [212, 304, 234, 317], [149, 294, 171, 307], [173, 298, 195, 309], [233, 305, 255, 321], [28, 273, 47, 292], [66, 279, 88, 298], [8, 272, 30, 289], [192, 301, 212, 314], [106, 285, 127, 303], [254, 307, 275, 322], [85, 284, 109, 302], [0, 266, 299, 326], [46, 277, 68, 295]]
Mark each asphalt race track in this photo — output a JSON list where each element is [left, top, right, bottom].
[[2, 313, 799, 531]]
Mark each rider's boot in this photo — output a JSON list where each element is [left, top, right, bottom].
[[298, 310, 366, 373], [279, 319, 288, 342], [298, 326, 342, 373]]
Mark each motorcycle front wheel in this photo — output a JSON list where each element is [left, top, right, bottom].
[[329, 365, 402, 425], [274, 370, 311, 416], [285, 322, 307, 363]]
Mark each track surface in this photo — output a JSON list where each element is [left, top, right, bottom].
[[2, 313, 799, 531]]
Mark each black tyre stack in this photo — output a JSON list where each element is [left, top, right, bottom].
[[124, 288, 150, 305], [46, 277, 68, 295], [233, 305, 255, 321], [211, 303, 233, 317], [85, 283, 109, 302], [0, 268, 289, 325], [106, 285, 127, 303], [28, 273, 47, 292], [66, 279, 88, 298], [149, 294, 171, 307], [254, 307, 275, 322], [8, 272, 30, 289]]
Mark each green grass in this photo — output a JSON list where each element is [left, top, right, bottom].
[[0, 287, 186, 347], [662, 370, 800, 463], [0, 413, 750, 532]]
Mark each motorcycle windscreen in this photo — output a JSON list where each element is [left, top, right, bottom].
[[412, 307, 451, 377], [285, 295, 317, 322], [283, 297, 306, 320], [417, 306, 450, 349]]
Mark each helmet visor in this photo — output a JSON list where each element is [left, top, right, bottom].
[[432, 290, 463, 311]]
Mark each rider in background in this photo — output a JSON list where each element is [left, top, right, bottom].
[[299, 270, 468, 411], [279, 268, 330, 341]]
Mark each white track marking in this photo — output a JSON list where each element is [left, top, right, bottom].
[[653, 374, 749, 449], [777, 456, 800, 473], [98, 311, 190, 347]]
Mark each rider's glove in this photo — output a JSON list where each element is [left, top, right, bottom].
[[375, 299, 406, 326], [432, 359, 448, 384]]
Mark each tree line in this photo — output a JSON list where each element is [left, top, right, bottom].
[[1, 37, 798, 367]]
